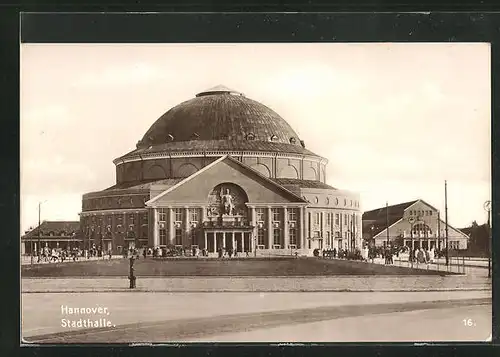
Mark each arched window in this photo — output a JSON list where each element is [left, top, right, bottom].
[[270, 135, 278, 142], [412, 223, 432, 237], [289, 137, 297, 144], [246, 133, 255, 140], [167, 134, 174, 142]]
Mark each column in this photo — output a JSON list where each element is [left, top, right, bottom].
[[267, 206, 273, 249], [283, 207, 289, 249], [204, 231, 207, 250], [153, 208, 159, 247], [168, 207, 174, 245], [214, 233, 217, 253], [320, 211, 325, 239], [242, 233, 245, 252], [184, 207, 189, 247], [299, 206, 305, 249], [251, 206, 257, 252], [202, 206, 207, 223]]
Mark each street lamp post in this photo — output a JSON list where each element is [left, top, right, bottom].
[[484, 200, 491, 278], [29, 227, 34, 265], [37, 201, 45, 263], [445, 180, 449, 267]]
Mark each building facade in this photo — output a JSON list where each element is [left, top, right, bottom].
[[80, 86, 362, 255], [362, 199, 469, 250]]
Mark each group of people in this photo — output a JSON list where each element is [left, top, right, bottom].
[[144, 245, 252, 259], [317, 247, 364, 261], [35, 247, 83, 263], [408, 247, 436, 264]]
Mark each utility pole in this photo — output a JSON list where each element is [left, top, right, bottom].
[[437, 210, 441, 251], [30, 228, 33, 265], [445, 181, 449, 266], [38, 201, 41, 263], [386, 201, 390, 246], [484, 200, 491, 278]]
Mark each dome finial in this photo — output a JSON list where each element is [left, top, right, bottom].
[[196, 85, 244, 97]]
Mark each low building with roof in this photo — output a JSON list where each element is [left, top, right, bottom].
[[21, 221, 82, 255], [362, 199, 469, 250], [80, 86, 362, 255]]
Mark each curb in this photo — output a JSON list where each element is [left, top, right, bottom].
[[22, 288, 492, 294]]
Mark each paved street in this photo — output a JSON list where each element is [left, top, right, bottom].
[[22, 290, 491, 342], [194, 304, 491, 342]]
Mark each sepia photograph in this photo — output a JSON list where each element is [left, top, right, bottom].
[[20, 42, 492, 343]]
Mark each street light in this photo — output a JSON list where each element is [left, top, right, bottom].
[[484, 200, 491, 278], [37, 200, 47, 263]]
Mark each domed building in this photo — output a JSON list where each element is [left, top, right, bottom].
[[80, 85, 362, 256]]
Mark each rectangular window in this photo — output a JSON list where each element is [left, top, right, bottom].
[[314, 212, 320, 225], [335, 231, 341, 238], [326, 231, 331, 246], [326, 213, 331, 226], [256, 208, 265, 222], [175, 228, 182, 245], [273, 228, 281, 246], [159, 229, 167, 245], [289, 228, 297, 245], [191, 230, 197, 246], [107, 216, 112, 225], [344, 214, 348, 227], [257, 228, 265, 245], [335, 214, 340, 226], [288, 208, 297, 222], [140, 224, 148, 239], [129, 214, 135, 224], [142, 213, 148, 223], [190, 208, 198, 222], [272, 208, 280, 222], [174, 208, 183, 222], [158, 209, 166, 222]]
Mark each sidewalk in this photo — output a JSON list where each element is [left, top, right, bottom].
[[367, 257, 489, 277], [22, 274, 491, 293], [21, 255, 123, 265]]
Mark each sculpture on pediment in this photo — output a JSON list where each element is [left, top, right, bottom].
[[220, 188, 235, 216], [207, 183, 248, 219]]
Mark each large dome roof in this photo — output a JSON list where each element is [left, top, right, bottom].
[[137, 85, 306, 150]]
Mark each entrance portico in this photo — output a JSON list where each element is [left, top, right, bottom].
[[204, 229, 253, 253]]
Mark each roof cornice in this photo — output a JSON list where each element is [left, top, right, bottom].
[[113, 150, 326, 165]]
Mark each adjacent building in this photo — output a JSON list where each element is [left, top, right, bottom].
[[21, 221, 82, 255], [79, 85, 362, 255], [362, 199, 469, 250]]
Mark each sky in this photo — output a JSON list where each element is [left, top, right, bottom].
[[20, 43, 491, 234]]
